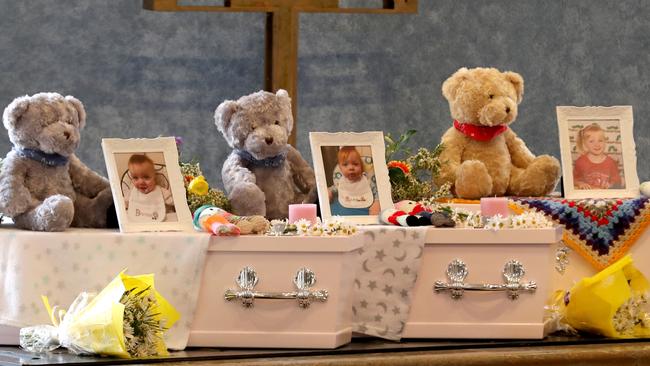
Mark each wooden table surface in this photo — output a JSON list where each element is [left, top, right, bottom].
[[2, 337, 650, 366]]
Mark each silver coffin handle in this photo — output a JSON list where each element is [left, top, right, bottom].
[[224, 267, 328, 308], [433, 259, 537, 300]]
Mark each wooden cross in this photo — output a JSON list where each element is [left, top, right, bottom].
[[143, 0, 418, 144]]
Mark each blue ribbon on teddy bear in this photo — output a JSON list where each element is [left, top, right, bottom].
[[13, 147, 69, 167], [235, 149, 287, 168]]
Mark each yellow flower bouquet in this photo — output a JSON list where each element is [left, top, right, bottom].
[[20, 271, 179, 358], [547, 255, 650, 338]]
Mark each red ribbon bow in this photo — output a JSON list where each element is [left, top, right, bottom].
[[453, 120, 508, 141]]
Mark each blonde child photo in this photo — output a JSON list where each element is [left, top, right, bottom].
[[328, 146, 380, 216], [573, 123, 624, 190], [124, 154, 175, 222]]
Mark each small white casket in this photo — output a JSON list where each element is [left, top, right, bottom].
[[402, 227, 562, 339], [188, 234, 362, 348]]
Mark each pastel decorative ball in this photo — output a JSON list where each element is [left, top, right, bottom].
[[640, 181, 650, 197]]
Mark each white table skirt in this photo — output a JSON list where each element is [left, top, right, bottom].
[[0, 225, 209, 350]]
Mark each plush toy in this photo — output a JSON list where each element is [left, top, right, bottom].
[[193, 205, 240, 236], [0, 93, 115, 231], [434, 67, 561, 199], [215, 89, 316, 219], [193, 205, 269, 235], [380, 200, 455, 227]]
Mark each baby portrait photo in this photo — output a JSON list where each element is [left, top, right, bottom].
[[310, 131, 393, 224], [557, 106, 639, 199], [321, 145, 380, 216], [115, 152, 177, 223], [102, 137, 194, 232]]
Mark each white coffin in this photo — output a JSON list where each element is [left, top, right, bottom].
[[448, 202, 650, 296], [187, 234, 362, 349], [402, 227, 562, 339]]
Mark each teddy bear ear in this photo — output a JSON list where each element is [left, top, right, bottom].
[[504, 71, 524, 103], [275, 89, 294, 132], [2, 95, 31, 131], [275, 89, 291, 107], [214, 100, 240, 134], [441, 67, 470, 101], [65, 95, 86, 129]]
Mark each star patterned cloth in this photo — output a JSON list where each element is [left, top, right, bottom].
[[510, 197, 650, 270], [0, 226, 209, 350], [353, 226, 427, 340]]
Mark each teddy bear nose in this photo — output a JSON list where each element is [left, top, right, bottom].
[[505, 107, 511, 114], [265, 137, 274, 145], [64, 131, 71, 139]]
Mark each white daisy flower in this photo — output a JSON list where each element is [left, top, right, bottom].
[[323, 219, 339, 232], [309, 224, 324, 236], [294, 219, 312, 234]]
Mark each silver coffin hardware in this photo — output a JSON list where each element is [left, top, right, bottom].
[[224, 266, 329, 308], [433, 259, 537, 300]]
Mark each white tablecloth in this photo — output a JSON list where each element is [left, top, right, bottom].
[[0, 225, 209, 350]]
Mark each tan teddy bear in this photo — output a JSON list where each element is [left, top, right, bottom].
[[434, 67, 561, 199]]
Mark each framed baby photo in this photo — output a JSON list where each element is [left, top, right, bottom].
[[309, 131, 393, 225], [556, 106, 639, 199], [101, 137, 193, 232]]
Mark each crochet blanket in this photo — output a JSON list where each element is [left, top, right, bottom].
[[510, 197, 650, 270]]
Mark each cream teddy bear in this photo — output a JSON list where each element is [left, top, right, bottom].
[[0, 93, 115, 231], [434, 67, 561, 199], [215, 89, 316, 219]]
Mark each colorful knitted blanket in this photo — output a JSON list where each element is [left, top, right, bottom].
[[509, 197, 650, 270]]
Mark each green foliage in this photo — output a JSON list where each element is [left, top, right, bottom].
[[385, 130, 449, 203], [120, 286, 165, 358], [385, 129, 416, 161]]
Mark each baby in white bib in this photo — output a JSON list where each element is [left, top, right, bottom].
[[328, 146, 380, 216], [124, 154, 174, 222]]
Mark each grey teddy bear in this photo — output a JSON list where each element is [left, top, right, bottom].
[[0, 93, 114, 231], [215, 89, 316, 219]]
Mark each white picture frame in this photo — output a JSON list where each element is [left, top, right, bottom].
[[309, 131, 393, 225], [102, 137, 193, 232], [556, 106, 639, 199]]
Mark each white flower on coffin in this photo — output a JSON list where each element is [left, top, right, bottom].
[[294, 219, 312, 234], [348, 225, 358, 235], [323, 218, 340, 233], [511, 215, 525, 229], [466, 211, 483, 228], [308, 224, 324, 236], [484, 214, 507, 231]]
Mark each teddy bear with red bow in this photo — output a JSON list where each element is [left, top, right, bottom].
[[434, 67, 561, 199]]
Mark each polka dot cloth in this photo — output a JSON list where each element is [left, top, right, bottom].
[[0, 227, 209, 350]]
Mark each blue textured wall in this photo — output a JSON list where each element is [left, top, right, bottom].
[[0, 0, 648, 189]]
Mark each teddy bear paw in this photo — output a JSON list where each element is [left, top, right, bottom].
[[14, 195, 74, 232], [510, 155, 561, 196], [229, 184, 267, 217], [455, 160, 493, 199]]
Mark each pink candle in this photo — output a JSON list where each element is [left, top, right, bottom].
[[480, 197, 510, 217], [288, 204, 318, 224]]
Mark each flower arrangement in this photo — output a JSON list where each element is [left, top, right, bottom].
[[175, 137, 231, 213], [448, 209, 553, 230], [20, 272, 179, 358], [612, 293, 650, 336], [180, 161, 231, 213], [544, 255, 650, 338], [120, 287, 168, 358], [267, 216, 357, 236], [384, 130, 449, 203]]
